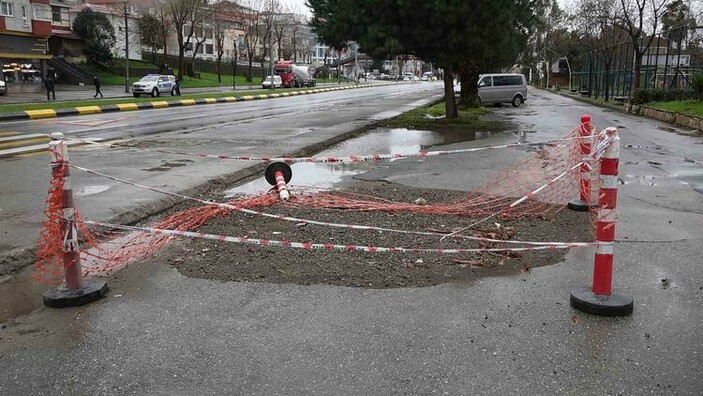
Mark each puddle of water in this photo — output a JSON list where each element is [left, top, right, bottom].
[[75, 185, 111, 196], [225, 127, 487, 197]]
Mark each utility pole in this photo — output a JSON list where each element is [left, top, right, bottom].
[[354, 42, 358, 84], [232, 37, 237, 90], [269, 13, 274, 90], [123, 1, 130, 93]]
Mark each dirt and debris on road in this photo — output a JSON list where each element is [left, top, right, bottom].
[[163, 181, 591, 289]]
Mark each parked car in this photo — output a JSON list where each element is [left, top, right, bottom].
[[132, 74, 176, 98], [0, 79, 6, 96], [262, 75, 283, 89], [477, 73, 527, 107]]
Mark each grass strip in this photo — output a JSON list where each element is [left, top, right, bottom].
[[0, 86, 342, 114], [382, 102, 499, 132]]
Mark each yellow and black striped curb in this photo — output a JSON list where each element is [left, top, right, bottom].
[[0, 84, 395, 122]]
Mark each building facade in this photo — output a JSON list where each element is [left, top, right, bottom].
[[1, 0, 52, 84]]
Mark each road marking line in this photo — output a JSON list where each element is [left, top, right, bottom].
[[0, 131, 20, 137], [0, 133, 47, 142], [0, 137, 50, 149], [0, 137, 107, 158]]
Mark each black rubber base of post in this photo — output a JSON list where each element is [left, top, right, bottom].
[[264, 162, 292, 186], [567, 199, 593, 211], [43, 278, 109, 308], [570, 286, 633, 316]]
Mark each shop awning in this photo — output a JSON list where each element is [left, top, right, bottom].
[[0, 34, 51, 60]]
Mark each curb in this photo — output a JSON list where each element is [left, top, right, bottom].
[[0, 84, 393, 122]]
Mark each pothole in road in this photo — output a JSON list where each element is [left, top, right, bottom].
[[164, 127, 590, 289], [168, 182, 590, 289]]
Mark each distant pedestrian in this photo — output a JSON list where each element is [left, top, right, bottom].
[[93, 76, 103, 98], [44, 74, 56, 100], [172, 76, 181, 96]]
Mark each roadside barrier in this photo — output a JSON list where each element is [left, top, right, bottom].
[[37, 132, 108, 308], [571, 127, 634, 316], [568, 114, 596, 211], [34, 116, 630, 316], [67, 135, 588, 164], [85, 220, 596, 254]]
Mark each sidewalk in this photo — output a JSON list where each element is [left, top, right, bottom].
[[0, 83, 268, 105]]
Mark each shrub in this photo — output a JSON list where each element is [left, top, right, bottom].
[[630, 89, 696, 105], [690, 74, 703, 100]]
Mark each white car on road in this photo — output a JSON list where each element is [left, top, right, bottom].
[[132, 74, 177, 98], [262, 75, 283, 89]]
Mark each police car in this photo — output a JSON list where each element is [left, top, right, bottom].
[[132, 74, 177, 97]]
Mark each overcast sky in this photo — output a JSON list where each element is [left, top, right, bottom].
[[284, 0, 312, 16]]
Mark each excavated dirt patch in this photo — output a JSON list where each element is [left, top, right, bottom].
[[164, 181, 592, 289]]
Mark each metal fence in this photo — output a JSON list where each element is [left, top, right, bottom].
[[571, 26, 703, 100]]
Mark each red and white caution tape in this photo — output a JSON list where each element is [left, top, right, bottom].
[[69, 164, 584, 247], [66, 135, 586, 165], [84, 220, 598, 254]]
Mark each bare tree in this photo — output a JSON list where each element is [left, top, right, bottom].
[[617, 0, 671, 90], [574, 0, 629, 100], [139, 0, 171, 65], [168, 0, 211, 79], [242, 0, 262, 81], [259, 0, 282, 74], [274, 9, 292, 60], [213, 0, 241, 82]]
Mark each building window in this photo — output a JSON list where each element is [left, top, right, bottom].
[[206, 44, 213, 54], [0, 1, 14, 17], [21, 5, 27, 26], [51, 6, 62, 23], [33, 5, 50, 20]]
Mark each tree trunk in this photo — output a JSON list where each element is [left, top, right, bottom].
[[216, 57, 222, 83], [247, 57, 253, 82], [443, 66, 458, 119], [604, 66, 610, 102], [633, 50, 643, 91], [458, 63, 480, 107]]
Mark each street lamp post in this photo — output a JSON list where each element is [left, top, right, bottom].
[[123, 1, 129, 94], [563, 56, 572, 92]]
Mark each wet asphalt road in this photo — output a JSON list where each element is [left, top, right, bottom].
[[0, 88, 701, 395], [0, 82, 441, 253]]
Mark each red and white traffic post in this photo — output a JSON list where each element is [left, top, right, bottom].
[[570, 127, 633, 316], [264, 161, 293, 201], [568, 114, 595, 211], [43, 132, 108, 308]]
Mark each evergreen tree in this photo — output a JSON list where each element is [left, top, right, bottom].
[[308, 0, 535, 116], [73, 8, 116, 65]]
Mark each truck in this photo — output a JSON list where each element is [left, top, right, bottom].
[[274, 61, 316, 88]]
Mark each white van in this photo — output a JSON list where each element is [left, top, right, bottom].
[[477, 73, 527, 107]]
